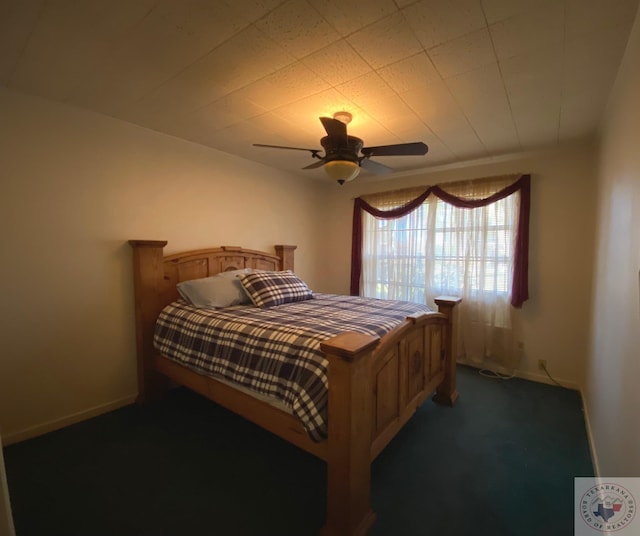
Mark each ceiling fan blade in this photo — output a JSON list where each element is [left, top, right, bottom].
[[360, 158, 394, 175], [361, 142, 428, 157], [302, 159, 327, 170], [253, 143, 321, 155], [319, 117, 348, 145]]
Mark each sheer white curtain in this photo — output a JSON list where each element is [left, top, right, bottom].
[[361, 176, 522, 369]]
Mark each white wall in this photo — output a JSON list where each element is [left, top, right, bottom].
[[586, 5, 640, 476], [319, 144, 598, 387], [0, 88, 327, 443]]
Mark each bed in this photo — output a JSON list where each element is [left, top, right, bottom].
[[129, 240, 461, 535]]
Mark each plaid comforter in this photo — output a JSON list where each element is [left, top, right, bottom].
[[154, 293, 432, 441]]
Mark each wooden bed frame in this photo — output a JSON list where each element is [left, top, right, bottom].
[[129, 240, 460, 536]]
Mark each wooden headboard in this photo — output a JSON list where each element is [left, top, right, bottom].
[[128, 240, 296, 402], [137, 242, 295, 306]]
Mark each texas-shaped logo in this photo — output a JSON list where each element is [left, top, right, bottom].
[[592, 494, 624, 522]]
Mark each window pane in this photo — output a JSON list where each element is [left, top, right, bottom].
[[362, 192, 518, 303]]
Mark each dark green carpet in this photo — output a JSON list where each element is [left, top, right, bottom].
[[4, 366, 593, 535]]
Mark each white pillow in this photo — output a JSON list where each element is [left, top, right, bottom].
[[176, 268, 252, 308]]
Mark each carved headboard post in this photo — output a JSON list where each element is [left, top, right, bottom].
[[275, 245, 297, 271], [129, 240, 169, 404]]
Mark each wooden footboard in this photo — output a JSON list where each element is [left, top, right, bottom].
[[129, 240, 460, 536], [319, 299, 460, 535]]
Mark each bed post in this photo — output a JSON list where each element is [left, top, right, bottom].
[[319, 332, 380, 536], [275, 244, 296, 271], [432, 296, 462, 406], [129, 240, 170, 404]]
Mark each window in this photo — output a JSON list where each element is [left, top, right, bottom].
[[362, 183, 518, 301], [354, 175, 529, 366]]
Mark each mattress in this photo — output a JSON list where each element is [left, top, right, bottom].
[[153, 293, 432, 441]]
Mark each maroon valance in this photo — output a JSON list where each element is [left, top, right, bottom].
[[350, 174, 531, 308]]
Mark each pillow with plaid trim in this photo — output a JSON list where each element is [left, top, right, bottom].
[[238, 270, 313, 308]]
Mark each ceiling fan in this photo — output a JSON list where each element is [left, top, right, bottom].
[[253, 112, 428, 185]]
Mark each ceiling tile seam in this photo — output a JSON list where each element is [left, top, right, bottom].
[[330, 77, 403, 143], [113, 20, 297, 114], [175, 0, 384, 118], [124, 25, 306, 124], [392, 6, 489, 157], [383, 7, 464, 153], [332, 8, 445, 79], [392, 0, 419, 9], [391, 88, 459, 159], [479, 2, 523, 153], [415, 50, 488, 157], [364, 19, 466, 157], [153, 67, 316, 134], [399, 1, 490, 50], [64, 1, 295, 115], [252, 0, 346, 67], [299, 41, 373, 88], [57, 0, 168, 107], [316, 5, 403, 42], [223, 83, 362, 132], [245, 0, 291, 23], [5, 0, 47, 87], [341, 16, 410, 74], [247, 109, 310, 140]]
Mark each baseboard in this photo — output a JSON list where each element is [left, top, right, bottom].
[[457, 360, 580, 391], [1, 394, 137, 446], [458, 360, 599, 475], [579, 389, 601, 477], [509, 368, 580, 391]]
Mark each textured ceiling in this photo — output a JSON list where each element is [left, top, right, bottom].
[[1, 0, 638, 180]]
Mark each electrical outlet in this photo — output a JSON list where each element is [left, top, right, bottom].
[[537, 359, 547, 371]]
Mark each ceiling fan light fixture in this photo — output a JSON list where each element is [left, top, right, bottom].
[[254, 115, 428, 183], [324, 159, 360, 185], [332, 111, 352, 125]]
